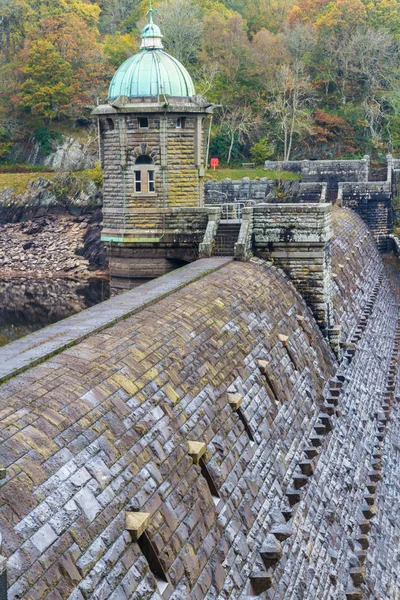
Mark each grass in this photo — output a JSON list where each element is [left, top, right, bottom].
[[0, 163, 54, 174], [0, 165, 301, 194], [204, 168, 301, 182], [0, 172, 54, 194]]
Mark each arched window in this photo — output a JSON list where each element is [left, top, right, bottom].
[[135, 155, 153, 165], [134, 155, 155, 193]]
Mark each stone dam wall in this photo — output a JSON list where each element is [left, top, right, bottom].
[[0, 210, 398, 599]]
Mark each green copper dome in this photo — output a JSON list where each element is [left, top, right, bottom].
[[108, 9, 195, 100], [108, 51, 195, 99]]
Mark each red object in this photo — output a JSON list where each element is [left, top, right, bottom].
[[210, 158, 219, 170]]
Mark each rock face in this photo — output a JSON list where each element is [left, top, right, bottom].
[[10, 133, 98, 170], [0, 176, 102, 223], [0, 210, 398, 600]]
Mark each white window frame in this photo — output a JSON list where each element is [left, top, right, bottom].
[[148, 170, 155, 192], [134, 170, 142, 192]]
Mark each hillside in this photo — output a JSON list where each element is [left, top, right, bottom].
[[1, 0, 400, 165]]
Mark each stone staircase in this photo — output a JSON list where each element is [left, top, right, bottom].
[[213, 222, 241, 256]]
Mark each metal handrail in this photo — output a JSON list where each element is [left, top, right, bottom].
[[204, 199, 256, 222], [220, 202, 245, 221]]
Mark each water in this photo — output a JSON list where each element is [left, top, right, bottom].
[[0, 277, 110, 347]]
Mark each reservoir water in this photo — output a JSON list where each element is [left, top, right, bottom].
[[0, 277, 110, 347]]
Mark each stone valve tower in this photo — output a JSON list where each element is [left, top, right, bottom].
[[93, 8, 214, 287]]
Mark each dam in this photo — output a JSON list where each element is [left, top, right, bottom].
[[0, 208, 398, 599]]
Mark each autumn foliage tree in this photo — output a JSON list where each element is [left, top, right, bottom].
[[1, 0, 400, 162], [17, 40, 73, 121]]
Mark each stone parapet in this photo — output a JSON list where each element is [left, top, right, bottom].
[[301, 157, 369, 183], [264, 159, 303, 173], [252, 203, 332, 244], [199, 207, 221, 258], [298, 182, 327, 203], [234, 206, 253, 260]]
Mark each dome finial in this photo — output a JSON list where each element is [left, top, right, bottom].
[[148, 0, 154, 24], [140, 0, 163, 50]]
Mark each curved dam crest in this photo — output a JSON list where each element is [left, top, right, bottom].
[[0, 209, 398, 599]]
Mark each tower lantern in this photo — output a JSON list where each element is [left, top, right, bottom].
[[93, 8, 213, 287]]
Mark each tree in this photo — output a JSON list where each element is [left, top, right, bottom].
[[201, 11, 253, 102], [155, 0, 203, 64], [219, 105, 260, 163], [251, 137, 274, 164], [18, 40, 73, 121], [266, 64, 315, 160], [262, 25, 316, 160], [362, 0, 400, 35], [103, 32, 138, 66], [0, 0, 32, 59], [245, 0, 294, 35], [250, 29, 286, 84], [313, 0, 367, 35], [308, 109, 357, 157], [289, 0, 368, 38]]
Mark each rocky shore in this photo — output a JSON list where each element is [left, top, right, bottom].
[[0, 213, 107, 278], [0, 176, 107, 278]]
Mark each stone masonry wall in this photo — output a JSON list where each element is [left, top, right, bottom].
[[339, 183, 393, 251], [101, 207, 208, 238], [264, 160, 302, 173], [269, 266, 399, 600], [101, 114, 203, 239], [0, 211, 398, 600], [302, 158, 369, 201], [252, 203, 333, 331], [0, 261, 335, 600], [204, 179, 300, 205]]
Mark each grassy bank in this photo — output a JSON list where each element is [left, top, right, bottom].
[[0, 172, 55, 194], [204, 168, 301, 182]]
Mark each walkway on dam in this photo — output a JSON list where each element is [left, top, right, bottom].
[[0, 257, 232, 383]]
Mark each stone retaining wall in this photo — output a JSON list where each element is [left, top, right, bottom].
[[264, 160, 302, 173], [204, 178, 300, 205]]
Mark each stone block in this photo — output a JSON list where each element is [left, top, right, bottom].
[[250, 570, 273, 594], [350, 567, 366, 585], [260, 534, 282, 568], [125, 512, 151, 542], [228, 393, 243, 411], [257, 359, 269, 374], [270, 524, 293, 541], [187, 441, 207, 465], [346, 584, 363, 600]]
